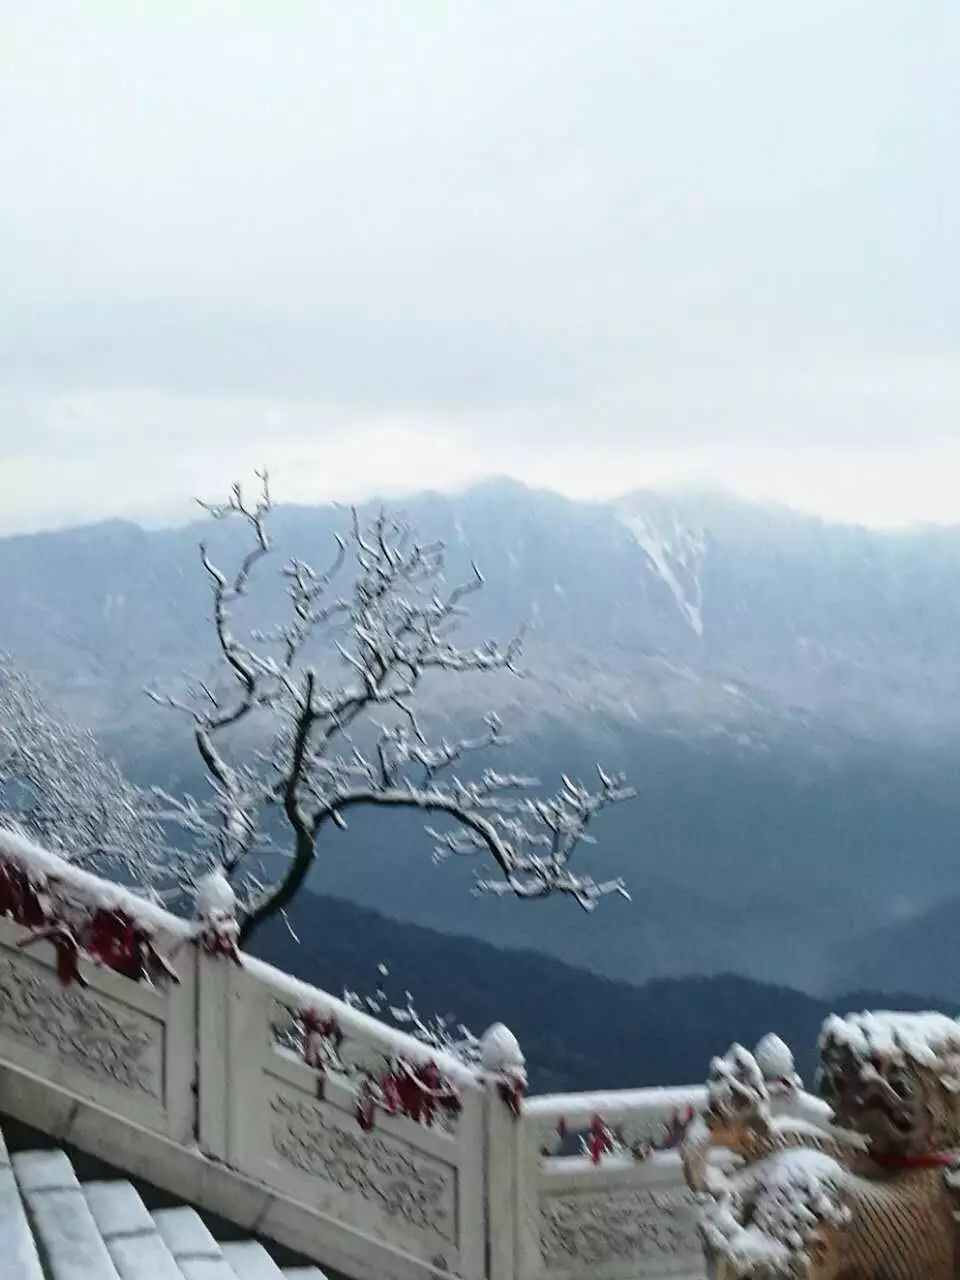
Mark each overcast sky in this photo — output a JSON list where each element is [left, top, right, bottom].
[[2, 1, 960, 534]]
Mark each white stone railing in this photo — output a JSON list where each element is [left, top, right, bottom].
[[504, 1088, 708, 1280], [0, 831, 825, 1280], [198, 950, 488, 1280]]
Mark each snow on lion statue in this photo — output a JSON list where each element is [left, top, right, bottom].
[[681, 1012, 960, 1279]]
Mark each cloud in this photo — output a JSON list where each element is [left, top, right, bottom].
[[1, 1, 960, 532]]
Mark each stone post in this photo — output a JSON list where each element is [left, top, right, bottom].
[[481, 1023, 527, 1280], [194, 868, 238, 1160]]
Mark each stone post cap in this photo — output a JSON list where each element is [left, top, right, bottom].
[[480, 1022, 525, 1075], [195, 868, 237, 919]]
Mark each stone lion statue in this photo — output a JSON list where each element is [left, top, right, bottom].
[[681, 1013, 960, 1278]]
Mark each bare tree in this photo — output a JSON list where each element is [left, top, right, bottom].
[[0, 658, 177, 897], [149, 473, 634, 945]]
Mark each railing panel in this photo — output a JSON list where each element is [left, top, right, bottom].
[[200, 952, 486, 1280], [533, 1155, 702, 1280], [518, 1090, 707, 1280], [0, 833, 197, 1146]]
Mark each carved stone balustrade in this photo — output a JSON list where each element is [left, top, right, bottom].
[[0, 827, 839, 1280]]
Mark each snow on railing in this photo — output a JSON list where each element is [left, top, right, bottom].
[[0, 826, 192, 944], [0, 831, 834, 1280], [527, 1085, 704, 1164], [253, 953, 482, 1092]]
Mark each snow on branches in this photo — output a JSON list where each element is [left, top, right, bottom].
[[149, 472, 635, 943], [343, 963, 483, 1069], [0, 658, 181, 897]]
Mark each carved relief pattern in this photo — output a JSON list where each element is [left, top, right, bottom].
[[270, 1093, 457, 1242], [0, 953, 160, 1096], [541, 1186, 700, 1268]]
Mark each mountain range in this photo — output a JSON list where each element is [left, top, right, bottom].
[[2, 478, 960, 996]]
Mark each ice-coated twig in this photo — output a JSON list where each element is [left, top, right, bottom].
[[0, 657, 189, 895]]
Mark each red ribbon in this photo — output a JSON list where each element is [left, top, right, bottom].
[[870, 1150, 958, 1169]]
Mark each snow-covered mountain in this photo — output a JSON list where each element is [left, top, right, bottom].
[[6, 477, 960, 738], [3, 479, 960, 993]]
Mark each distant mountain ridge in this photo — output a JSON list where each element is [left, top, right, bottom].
[[4, 477, 960, 737], [3, 478, 960, 994]]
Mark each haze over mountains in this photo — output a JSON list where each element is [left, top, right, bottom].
[[2, 478, 959, 996]]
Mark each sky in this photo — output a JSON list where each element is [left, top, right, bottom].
[[2, 1, 960, 534]]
